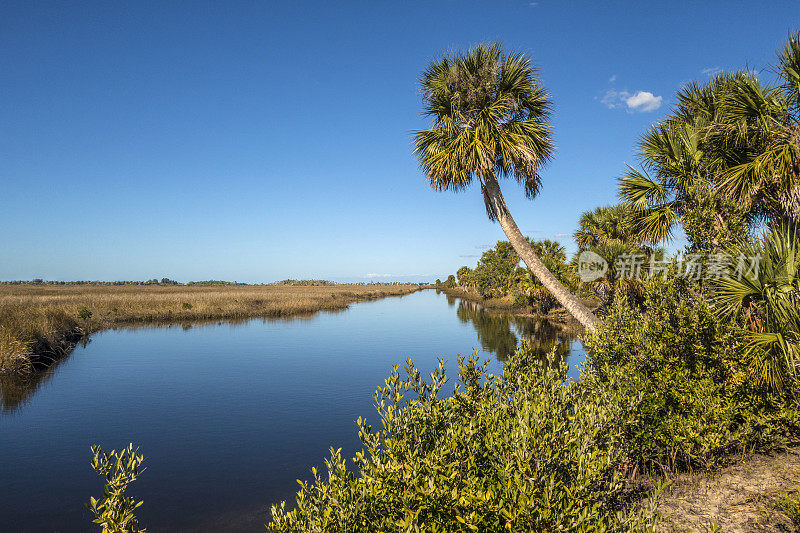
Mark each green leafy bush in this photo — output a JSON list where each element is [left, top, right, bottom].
[[87, 443, 146, 533], [774, 490, 800, 526], [268, 349, 657, 532], [511, 291, 528, 308], [583, 279, 800, 471]]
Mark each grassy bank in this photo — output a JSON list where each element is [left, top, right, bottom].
[[437, 286, 524, 314], [0, 283, 422, 375]]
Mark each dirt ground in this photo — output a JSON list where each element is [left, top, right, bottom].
[[655, 446, 800, 532]]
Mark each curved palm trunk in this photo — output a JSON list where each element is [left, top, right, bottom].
[[483, 173, 600, 332]]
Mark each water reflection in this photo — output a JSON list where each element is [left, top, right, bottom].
[[0, 296, 580, 413], [0, 336, 92, 412], [452, 297, 575, 361], [1, 360, 63, 412]]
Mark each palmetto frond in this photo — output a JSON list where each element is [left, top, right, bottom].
[[710, 72, 800, 219], [413, 43, 554, 219], [618, 167, 668, 208], [639, 122, 704, 185], [631, 203, 679, 244], [710, 224, 800, 390], [618, 167, 680, 244]]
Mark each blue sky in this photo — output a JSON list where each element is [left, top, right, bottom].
[[1, 1, 797, 283]]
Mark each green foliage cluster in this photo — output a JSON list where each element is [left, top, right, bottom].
[[87, 443, 147, 533], [583, 278, 800, 471], [710, 224, 800, 392], [268, 350, 658, 532], [454, 239, 577, 312], [774, 491, 800, 526]]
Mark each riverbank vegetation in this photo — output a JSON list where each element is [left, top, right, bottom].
[[265, 264, 799, 531], [0, 283, 422, 375], [442, 238, 587, 317]]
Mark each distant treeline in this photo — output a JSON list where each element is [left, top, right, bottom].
[[274, 279, 338, 286], [275, 279, 426, 286], [0, 278, 183, 286]]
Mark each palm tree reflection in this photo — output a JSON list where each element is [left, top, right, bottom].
[[455, 299, 573, 362]]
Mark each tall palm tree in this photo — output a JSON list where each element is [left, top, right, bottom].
[[412, 43, 599, 330]]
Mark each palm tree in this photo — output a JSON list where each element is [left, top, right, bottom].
[[712, 32, 800, 227], [413, 43, 599, 330], [574, 204, 640, 250], [618, 73, 752, 251]]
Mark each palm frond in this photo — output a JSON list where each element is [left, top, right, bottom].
[[777, 31, 800, 114], [709, 224, 800, 391], [618, 167, 668, 207]]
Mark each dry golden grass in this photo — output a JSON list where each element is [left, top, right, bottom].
[[0, 284, 421, 374]]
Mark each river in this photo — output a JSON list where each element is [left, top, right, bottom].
[[0, 289, 584, 532]]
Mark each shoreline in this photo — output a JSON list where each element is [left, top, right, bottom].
[[0, 284, 424, 375], [436, 285, 594, 335]]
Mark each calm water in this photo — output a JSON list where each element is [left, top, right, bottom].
[[0, 290, 584, 532]]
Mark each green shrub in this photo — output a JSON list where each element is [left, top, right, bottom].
[[78, 307, 93, 320], [582, 279, 800, 471], [87, 443, 146, 533], [511, 291, 528, 308], [268, 348, 658, 532], [774, 490, 800, 526], [529, 286, 557, 314]]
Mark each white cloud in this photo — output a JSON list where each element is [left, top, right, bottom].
[[702, 66, 722, 76], [601, 89, 623, 109], [601, 89, 663, 113], [625, 91, 663, 112], [608, 74, 617, 83], [553, 233, 569, 238]]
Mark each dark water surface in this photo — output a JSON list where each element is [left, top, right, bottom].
[[0, 290, 585, 532]]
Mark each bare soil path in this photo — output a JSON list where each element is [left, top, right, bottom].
[[656, 446, 800, 532]]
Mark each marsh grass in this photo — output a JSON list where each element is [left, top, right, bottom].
[[0, 284, 421, 375]]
